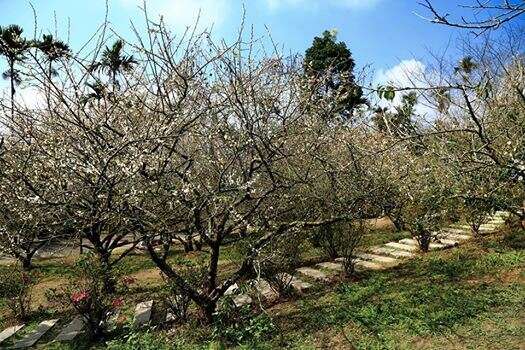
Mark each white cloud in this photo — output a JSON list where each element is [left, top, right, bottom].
[[374, 59, 436, 117], [119, 0, 231, 31], [266, 0, 382, 11]]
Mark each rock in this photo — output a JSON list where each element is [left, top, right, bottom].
[[296, 267, 329, 281], [354, 253, 400, 266], [233, 294, 252, 307], [371, 247, 415, 258], [277, 273, 312, 293], [317, 261, 344, 271], [53, 317, 84, 342], [134, 300, 153, 328], [250, 279, 279, 301], [385, 242, 418, 252], [0, 324, 24, 345], [398, 238, 448, 250], [11, 319, 58, 349]]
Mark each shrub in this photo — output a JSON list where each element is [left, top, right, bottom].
[[212, 302, 275, 345], [339, 221, 366, 276], [0, 265, 34, 320], [47, 254, 125, 341], [258, 233, 303, 297], [310, 222, 343, 259], [160, 267, 204, 324]]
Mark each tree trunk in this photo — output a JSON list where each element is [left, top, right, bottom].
[[200, 300, 217, 324], [391, 216, 405, 232], [99, 252, 116, 294], [9, 61, 15, 118], [21, 256, 32, 271]]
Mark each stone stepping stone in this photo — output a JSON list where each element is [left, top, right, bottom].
[[439, 232, 471, 241], [354, 258, 385, 270], [224, 283, 252, 307], [53, 316, 84, 342], [479, 224, 499, 230], [317, 261, 344, 271], [296, 267, 329, 281], [455, 225, 492, 232], [385, 242, 418, 252], [250, 279, 279, 301], [436, 238, 459, 246], [165, 312, 175, 323], [398, 238, 448, 250], [443, 227, 471, 235], [278, 273, 312, 293], [355, 253, 400, 265], [232, 294, 252, 307], [335, 258, 385, 271], [225, 283, 239, 295], [371, 247, 415, 258], [11, 319, 59, 349], [0, 325, 24, 345], [133, 300, 153, 328]]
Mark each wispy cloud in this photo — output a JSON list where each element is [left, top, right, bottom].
[[118, 0, 231, 31], [266, 0, 383, 11]]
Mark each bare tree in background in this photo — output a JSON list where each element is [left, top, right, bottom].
[[418, 0, 525, 33]]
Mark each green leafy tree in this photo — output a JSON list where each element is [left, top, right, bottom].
[[0, 25, 32, 115], [303, 30, 365, 120], [37, 34, 70, 81], [373, 91, 418, 137], [90, 39, 137, 91]]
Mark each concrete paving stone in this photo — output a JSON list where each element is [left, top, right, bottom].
[[0, 325, 24, 345], [53, 316, 84, 342], [316, 261, 344, 271], [354, 253, 400, 265], [11, 319, 58, 349], [296, 267, 329, 281], [371, 247, 415, 258], [385, 242, 418, 252]]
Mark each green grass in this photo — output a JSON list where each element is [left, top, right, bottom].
[[0, 228, 523, 349]]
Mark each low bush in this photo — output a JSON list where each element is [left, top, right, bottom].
[[0, 265, 34, 320], [47, 254, 127, 341], [212, 302, 276, 345]]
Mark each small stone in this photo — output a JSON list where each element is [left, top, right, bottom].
[[134, 300, 153, 328]]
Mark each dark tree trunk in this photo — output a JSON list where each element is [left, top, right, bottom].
[[99, 252, 116, 294], [391, 216, 405, 232], [21, 256, 32, 271]]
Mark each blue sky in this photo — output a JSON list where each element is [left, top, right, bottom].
[[1, 0, 522, 103], [0, 0, 464, 67]]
